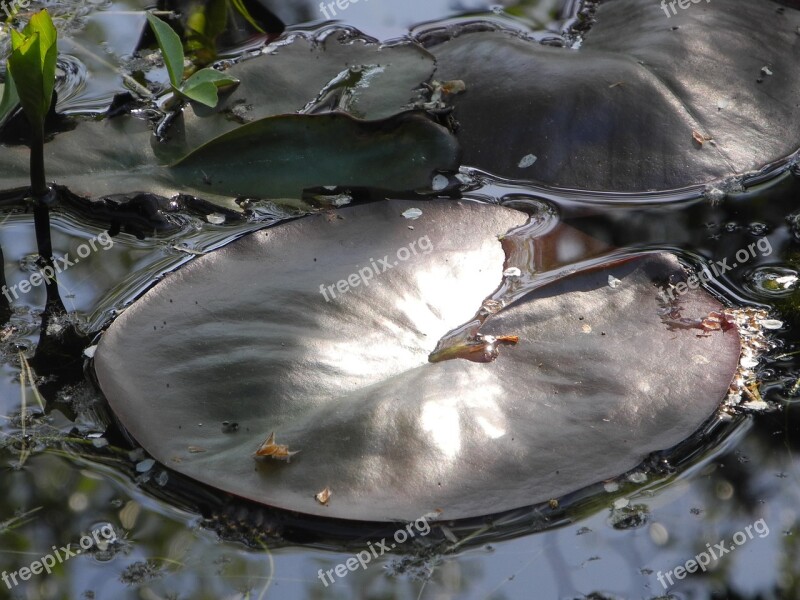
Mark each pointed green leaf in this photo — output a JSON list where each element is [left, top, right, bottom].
[[8, 31, 47, 128], [6, 10, 58, 129], [24, 10, 57, 56], [179, 80, 219, 107], [181, 68, 239, 107], [182, 67, 239, 89], [10, 28, 24, 51], [146, 13, 185, 89]]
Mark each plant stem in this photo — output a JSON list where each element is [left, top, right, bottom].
[[29, 124, 47, 197]]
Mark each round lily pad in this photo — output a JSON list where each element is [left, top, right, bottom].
[[429, 0, 800, 191], [94, 200, 741, 521]]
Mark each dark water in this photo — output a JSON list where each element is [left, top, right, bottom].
[[1, 1, 799, 599]]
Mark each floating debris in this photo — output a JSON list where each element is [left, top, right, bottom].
[[83, 345, 98, 359], [518, 154, 537, 168], [254, 432, 300, 462], [608, 275, 621, 289], [721, 308, 774, 412], [315, 487, 332, 505], [206, 213, 226, 225], [762, 66, 773, 76], [692, 130, 712, 146], [503, 267, 522, 277], [402, 208, 423, 220]]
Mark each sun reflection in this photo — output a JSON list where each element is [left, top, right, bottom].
[[419, 369, 508, 459]]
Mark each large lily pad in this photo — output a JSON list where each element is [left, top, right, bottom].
[[94, 200, 740, 521], [428, 0, 800, 191]]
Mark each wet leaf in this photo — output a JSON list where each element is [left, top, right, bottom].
[[429, 0, 800, 191], [6, 10, 58, 132], [94, 200, 741, 521], [147, 13, 185, 89]]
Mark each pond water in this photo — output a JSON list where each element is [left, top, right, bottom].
[[1, 1, 799, 599]]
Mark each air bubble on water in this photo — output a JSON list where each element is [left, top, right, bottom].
[[155, 471, 169, 486], [431, 175, 449, 191], [759, 319, 783, 330], [740, 355, 759, 369], [627, 472, 647, 484], [136, 459, 155, 473], [603, 481, 619, 493], [746, 267, 799, 297], [748, 222, 768, 236], [705, 186, 726, 204]]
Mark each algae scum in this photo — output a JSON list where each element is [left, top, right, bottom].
[[1, 0, 800, 598]]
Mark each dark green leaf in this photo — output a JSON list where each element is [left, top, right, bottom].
[[146, 13, 185, 89]]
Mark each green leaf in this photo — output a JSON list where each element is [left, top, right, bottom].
[[182, 67, 239, 89], [180, 67, 239, 107], [146, 13, 185, 89], [0, 76, 20, 129], [179, 80, 219, 107], [24, 10, 57, 56], [8, 33, 46, 129], [6, 10, 58, 130]]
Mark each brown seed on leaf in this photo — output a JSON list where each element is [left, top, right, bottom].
[[254, 432, 300, 462], [315, 487, 332, 505], [692, 130, 712, 146]]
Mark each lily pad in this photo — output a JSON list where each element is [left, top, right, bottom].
[[428, 0, 800, 191], [94, 200, 740, 521], [0, 111, 459, 204], [159, 31, 438, 160]]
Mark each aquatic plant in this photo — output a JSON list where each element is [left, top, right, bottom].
[[2, 9, 56, 196], [147, 12, 239, 108]]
